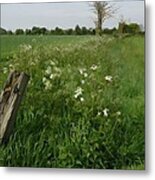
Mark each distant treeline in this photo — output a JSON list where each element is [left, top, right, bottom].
[[0, 23, 144, 35]]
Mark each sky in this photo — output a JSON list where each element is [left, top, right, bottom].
[[0, 0, 145, 31]]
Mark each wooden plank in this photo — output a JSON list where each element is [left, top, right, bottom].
[[0, 71, 29, 144]]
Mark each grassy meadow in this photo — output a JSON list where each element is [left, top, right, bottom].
[[0, 34, 144, 169]]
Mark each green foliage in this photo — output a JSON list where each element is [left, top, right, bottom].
[[0, 26, 96, 36], [7, 30, 13, 35], [54, 27, 65, 35], [0, 27, 7, 35], [75, 25, 82, 35], [0, 35, 92, 58], [25, 29, 32, 35], [125, 23, 141, 34], [0, 23, 144, 37], [0, 35, 144, 169], [118, 22, 141, 34], [103, 27, 117, 35], [15, 29, 24, 35]]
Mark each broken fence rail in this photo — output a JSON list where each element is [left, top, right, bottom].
[[0, 71, 29, 144]]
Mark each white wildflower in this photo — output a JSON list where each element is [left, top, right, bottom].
[[79, 68, 86, 75], [54, 67, 61, 74], [50, 60, 56, 66], [3, 67, 8, 74], [44, 80, 52, 90], [80, 97, 84, 102], [20, 44, 32, 52], [28, 79, 32, 85], [97, 112, 101, 116], [81, 80, 85, 84], [79, 69, 83, 75], [9, 64, 15, 70], [42, 77, 47, 83], [50, 74, 54, 79], [74, 94, 78, 99], [90, 64, 98, 71], [26, 44, 32, 50], [45, 66, 52, 75], [116, 111, 121, 116], [83, 73, 88, 78], [103, 108, 109, 117], [9, 64, 13, 68], [105, 75, 113, 82], [74, 87, 83, 99]]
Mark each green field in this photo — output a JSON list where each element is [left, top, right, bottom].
[[0, 35, 92, 58], [0, 35, 144, 169]]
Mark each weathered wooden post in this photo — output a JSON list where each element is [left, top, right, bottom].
[[0, 71, 29, 144], [118, 22, 125, 34]]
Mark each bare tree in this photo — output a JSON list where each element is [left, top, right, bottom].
[[91, 1, 116, 35]]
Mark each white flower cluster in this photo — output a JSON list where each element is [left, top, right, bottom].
[[102, 108, 109, 117], [20, 44, 32, 52], [3, 64, 15, 74], [75, 64, 98, 102], [3, 67, 8, 74], [97, 108, 121, 118], [81, 80, 85, 84], [9, 64, 15, 71], [116, 111, 121, 116], [105, 75, 113, 82], [42, 60, 61, 90], [90, 64, 98, 71], [29, 58, 39, 66], [74, 87, 84, 102], [43, 78, 52, 90], [79, 68, 88, 78]]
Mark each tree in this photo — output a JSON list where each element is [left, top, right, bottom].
[[91, 2, 116, 35], [118, 22, 141, 34], [103, 27, 117, 34], [25, 29, 32, 35], [55, 27, 64, 35], [88, 28, 95, 35], [7, 30, 13, 35], [65, 28, 74, 35], [126, 23, 141, 34], [81, 26, 88, 35], [31, 26, 40, 35], [40, 27, 48, 35], [15, 29, 24, 35], [75, 25, 81, 35]]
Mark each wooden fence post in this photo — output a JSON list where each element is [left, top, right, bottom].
[[0, 71, 29, 144]]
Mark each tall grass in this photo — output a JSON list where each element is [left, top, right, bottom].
[[0, 35, 144, 169]]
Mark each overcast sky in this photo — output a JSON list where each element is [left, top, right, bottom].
[[0, 0, 145, 31]]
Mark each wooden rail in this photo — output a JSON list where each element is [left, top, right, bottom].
[[0, 71, 29, 144]]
